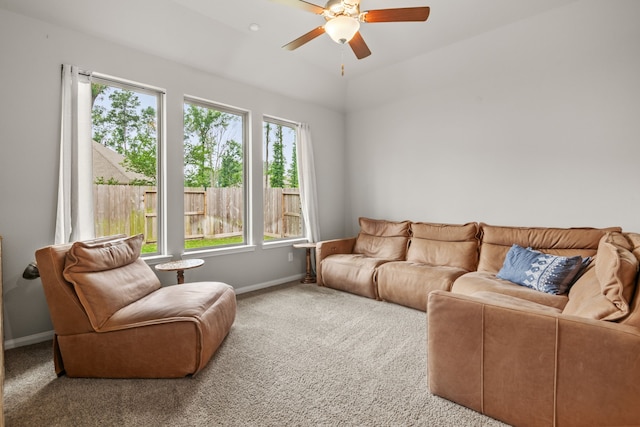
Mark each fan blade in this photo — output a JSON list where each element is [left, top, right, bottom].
[[363, 7, 430, 23], [348, 31, 371, 59], [270, 0, 325, 15], [283, 26, 326, 51]]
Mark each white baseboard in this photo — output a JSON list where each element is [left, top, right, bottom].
[[5, 330, 55, 350], [3, 275, 305, 349], [234, 274, 303, 295]]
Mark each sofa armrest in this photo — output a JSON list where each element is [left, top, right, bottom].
[[316, 237, 356, 286], [427, 290, 640, 427]]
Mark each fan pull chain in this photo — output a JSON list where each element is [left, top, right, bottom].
[[341, 48, 345, 77]]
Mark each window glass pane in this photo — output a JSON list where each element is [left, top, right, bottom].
[[183, 99, 245, 250], [263, 120, 302, 241], [91, 81, 160, 254]]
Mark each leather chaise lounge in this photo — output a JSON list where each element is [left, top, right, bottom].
[[35, 234, 236, 378]]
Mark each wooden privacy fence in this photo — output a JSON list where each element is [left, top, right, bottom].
[[93, 185, 302, 242], [264, 188, 302, 239]]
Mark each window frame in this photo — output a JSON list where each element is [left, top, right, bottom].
[[262, 115, 307, 247], [182, 95, 252, 256], [90, 73, 167, 259]]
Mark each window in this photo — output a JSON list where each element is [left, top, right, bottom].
[[183, 97, 247, 251], [263, 118, 303, 242], [90, 76, 163, 255]]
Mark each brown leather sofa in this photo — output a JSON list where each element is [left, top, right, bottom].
[[317, 219, 640, 426], [317, 218, 480, 310], [35, 234, 237, 378]]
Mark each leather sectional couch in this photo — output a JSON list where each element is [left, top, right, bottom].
[[316, 218, 640, 427]]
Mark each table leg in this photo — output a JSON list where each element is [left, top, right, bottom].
[[301, 248, 316, 284], [176, 269, 185, 285]]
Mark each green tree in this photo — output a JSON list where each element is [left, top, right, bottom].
[[288, 141, 299, 188], [107, 90, 141, 155], [92, 86, 157, 184], [184, 104, 215, 188], [269, 125, 285, 188], [91, 83, 109, 145], [91, 83, 107, 107], [184, 143, 212, 188], [92, 103, 108, 146], [122, 106, 157, 184], [264, 122, 271, 188], [218, 140, 243, 187], [183, 104, 239, 188]]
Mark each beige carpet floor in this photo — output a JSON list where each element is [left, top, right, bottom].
[[4, 282, 508, 426]]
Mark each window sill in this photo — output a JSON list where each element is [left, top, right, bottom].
[[182, 244, 257, 259], [142, 254, 174, 265], [262, 238, 309, 249]]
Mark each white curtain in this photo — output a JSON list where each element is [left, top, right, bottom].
[[296, 123, 321, 242], [55, 65, 94, 244]]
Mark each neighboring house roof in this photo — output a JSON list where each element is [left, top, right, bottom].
[[92, 141, 147, 184]]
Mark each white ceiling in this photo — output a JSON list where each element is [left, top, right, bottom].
[[0, 0, 578, 111]]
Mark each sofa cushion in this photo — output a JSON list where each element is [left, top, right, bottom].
[[470, 291, 563, 314], [353, 217, 410, 260], [626, 232, 640, 262], [406, 222, 479, 271], [563, 232, 638, 321], [321, 254, 388, 299], [478, 223, 621, 273], [63, 234, 161, 330], [496, 244, 589, 295], [451, 271, 569, 310], [377, 261, 468, 311], [621, 233, 640, 328]]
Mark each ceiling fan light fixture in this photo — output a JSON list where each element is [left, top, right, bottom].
[[324, 15, 360, 44], [325, 0, 344, 14]]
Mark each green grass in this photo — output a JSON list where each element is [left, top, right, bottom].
[[142, 235, 275, 253]]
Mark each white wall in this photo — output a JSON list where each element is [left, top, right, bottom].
[[3, 0, 639, 346], [344, 0, 640, 235], [0, 10, 347, 345]]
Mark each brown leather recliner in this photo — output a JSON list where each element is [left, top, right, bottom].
[[35, 234, 236, 378]]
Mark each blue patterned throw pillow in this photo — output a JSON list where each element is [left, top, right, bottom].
[[497, 244, 590, 295]]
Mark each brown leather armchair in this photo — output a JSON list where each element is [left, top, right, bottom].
[[35, 234, 236, 378]]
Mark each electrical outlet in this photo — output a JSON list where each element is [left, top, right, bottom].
[[288, 252, 293, 262]]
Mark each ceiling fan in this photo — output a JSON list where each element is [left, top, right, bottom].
[[272, 0, 430, 60]]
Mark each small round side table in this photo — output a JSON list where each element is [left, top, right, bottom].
[[155, 258, 204, 284], [293, 243, 317, 284]]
